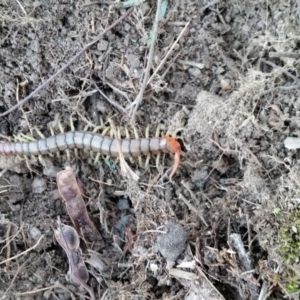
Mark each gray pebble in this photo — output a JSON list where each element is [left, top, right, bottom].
[[30, 227, 42, 240], [157, 222, 187, 262], [32, 177, 46, 194], [118, 198, 130, 210], [188, 67, 201, 77]]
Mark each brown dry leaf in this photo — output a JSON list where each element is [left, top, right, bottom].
[[56, 166, 102, 243]]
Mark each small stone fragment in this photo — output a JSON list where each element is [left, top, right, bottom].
[[188, 67, 201, 77], [220, 78, 231, 90], [157, 222, 187, 262], [284, 137, 300, 149], [118, 198, 130, 210], [30, 227, 42, 240], [32, 177, 47, 194]]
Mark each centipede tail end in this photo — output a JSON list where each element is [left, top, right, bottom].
[[163, 135, 181, 179]]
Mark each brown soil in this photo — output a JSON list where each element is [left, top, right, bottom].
[[1, 1, 300, 299]]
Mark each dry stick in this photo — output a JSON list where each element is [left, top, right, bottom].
[[269, 51, 300, 59], [200, 0, 220, 13], [3, 256, 31, 298], [0, 235, 43, 265], [130, 22, 190, 123], [16, 282, 76, 299], [93, 82, 127, 114], [147, 22, 189, 86], [5, 223, 12, 268], [129, 0, 161, 124], [260, 58, 300, 84], [0, 7, 134, 117]]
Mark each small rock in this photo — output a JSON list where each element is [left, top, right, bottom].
[[30, 227, 42, 240], [118, 198, 130, 210], [30, 40, 40, 53], [97, 40, 108, 51], [284, 137, 300, 150], [126, 54, 140, 69], [157, 222, 187, 262], [220, 78, 231, 90], [43, 165, 62, 178], [32, 177, 46, 194], [188, 67, 201, 77]]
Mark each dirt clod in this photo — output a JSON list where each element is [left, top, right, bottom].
[[157, 222, 187, 262]]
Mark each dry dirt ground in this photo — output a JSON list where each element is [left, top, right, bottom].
[[0, 0, 300, 299]]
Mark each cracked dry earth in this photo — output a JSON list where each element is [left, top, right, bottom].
[[1, 1, 300, 299]]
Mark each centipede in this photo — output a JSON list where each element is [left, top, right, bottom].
[[0, 130, 181, 178]]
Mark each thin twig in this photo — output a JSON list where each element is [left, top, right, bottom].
[[0, 235, 43, 265], [2, 257, 31, 298], [5, 223, 12, 268], [258, 85, 300, 97], [129, 0, 161, 124], [260, 58, 300, 84], [94, 82, 127, 114], [178, 193, 208, 226], [269, 51, 300, 59], [147, 22, 190, 86], [16, 281, 76, 299], [200, 0, 220, 13], [0, 7, 134, 117]]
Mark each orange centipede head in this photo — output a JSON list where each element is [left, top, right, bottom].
[[163, 135, 181, 179]]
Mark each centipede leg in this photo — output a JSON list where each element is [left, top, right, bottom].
[[14, 133, 36, 164], [58, 120, 70, 161], [144, 125, 151, 170], [125, 126, 134, 164], [155, 153, 161, 174], [93, 127, 110, 164], [34, 128, 54, 159], [69, 116, 79, 159], [49, 125, 60, 159], [133, 125, 143, 168]]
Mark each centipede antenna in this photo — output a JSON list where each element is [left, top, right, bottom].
[[171, 127, 185, 137]]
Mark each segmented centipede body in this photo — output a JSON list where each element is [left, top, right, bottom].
[[0, 131, 181, 177]]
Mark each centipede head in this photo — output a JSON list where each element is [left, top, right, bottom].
[[162, 135, 181, 179], [163, 135, 181, 154]]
